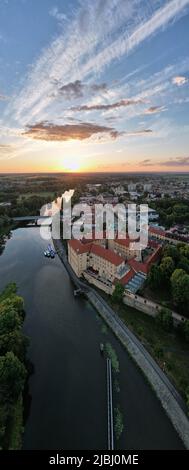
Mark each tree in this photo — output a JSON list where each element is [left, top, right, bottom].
[[183, 320, 189, 342], [163, 245, 179, 263], [157, 307, 173, 331], [0, 296, 24, 316], [0, 283, 17, 302], [178, 256, 189, 274], [186, 387, 189, 414], [112, 283, 124, 304], [0, 352, 26, 403], [148, 264, 163, 290], [0, 331, 29, 361], [160, 256, 174, 283], [0, 309, 22, 336], [171, 269, 189, 315]]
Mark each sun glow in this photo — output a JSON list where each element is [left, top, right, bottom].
[[62, 156, 81, 172]]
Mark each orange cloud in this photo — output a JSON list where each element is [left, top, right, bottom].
[[23, 121, 120, 141]]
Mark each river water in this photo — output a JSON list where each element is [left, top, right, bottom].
[[0, 226, 184, 449]]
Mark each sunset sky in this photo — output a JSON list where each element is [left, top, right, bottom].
[[0, 0, 189, 173]]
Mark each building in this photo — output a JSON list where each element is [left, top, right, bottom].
[[68, 238, 130, 294], [128, 182, 136, 192], [68, 239, 90, 277], [68, 233, 162, 295], [114, 185, 126, 196], [108, 237, 141, 260]]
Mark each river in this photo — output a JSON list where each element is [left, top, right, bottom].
[[0, 226, 184, 449]]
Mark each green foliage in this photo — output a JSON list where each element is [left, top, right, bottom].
[[151, 199, 189, 228], [112, 283, 124, 304], [0, 352, 26, 402], [8, 396, 23, 450], [0, 284, 28, 449], [114, 407, 124, 441], [147, 244, 189, 317], [171, 269, 189, 313], [148, 264, 163, 290], [163, 245, 180, 262], [186, 387, 189, 414], [160, 256, 175, 283], [183, 320, 189, 342], [153, 344, 164, 359], [0, 309, 22, 336], [0, 283, 17, 301], [105, 343, 119, 373], [157, 307, 173, 331], [0, 331, 29, 361]]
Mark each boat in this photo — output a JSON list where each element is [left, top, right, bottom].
[[44, 250, 51, 257], [44, 243, 56, 258]]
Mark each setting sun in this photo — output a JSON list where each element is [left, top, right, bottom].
[[62, 156, 81, 172]]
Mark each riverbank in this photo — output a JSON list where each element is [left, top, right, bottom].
[[53, 237, 189, 449], [0, 284, 29, 449]]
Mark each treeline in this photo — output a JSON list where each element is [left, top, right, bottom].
[[0, 215, 12, 255], [0, 284, 29, 449], [148, 244, 189, 317], [151, 198, 189, 228], [0, 195, 51, 219]]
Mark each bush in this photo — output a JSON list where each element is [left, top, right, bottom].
[[156, 307, 173, 331]]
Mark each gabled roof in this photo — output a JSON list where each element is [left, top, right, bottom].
[[117, 269, 135, 286], [68, 239, 91, 254], [149, 226, 165, 237], [90, 244, 124, 266]]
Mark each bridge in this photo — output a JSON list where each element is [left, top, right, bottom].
[[13, 216, 51, 222]]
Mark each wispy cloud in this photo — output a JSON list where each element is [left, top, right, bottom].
[[144, 106, 166, 115], [172, 75, 188, 86], [6, 0, 189, 127], [54, 80, 108, 100], [0, 94, 8, 101], [81, 0, 189, 76], [58, 80, 84, 99], [0, 143, 18, 160], [140, 156, 189, 167], [161, 156, 189, 166], [71, 98, 144, 112], [49, 7, 67, 23], [124, 129, 152, 137]]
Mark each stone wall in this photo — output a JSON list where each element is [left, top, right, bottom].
[[123, 292, 186, 325]]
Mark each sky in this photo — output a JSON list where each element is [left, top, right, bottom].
[[0, 0, 189, 173]]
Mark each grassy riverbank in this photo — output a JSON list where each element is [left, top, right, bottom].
[[99, 291, 189, 406]]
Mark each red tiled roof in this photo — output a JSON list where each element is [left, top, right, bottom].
[[82, 231, 106, 243], [118, 269, 135, 286], [149, 226, 165, 237], [68, 239, 91, 254], [114, 235, 139, 247], [90, 244, 124, 266], [148, 238, 160, 249], [128, 258, 148, 274]]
